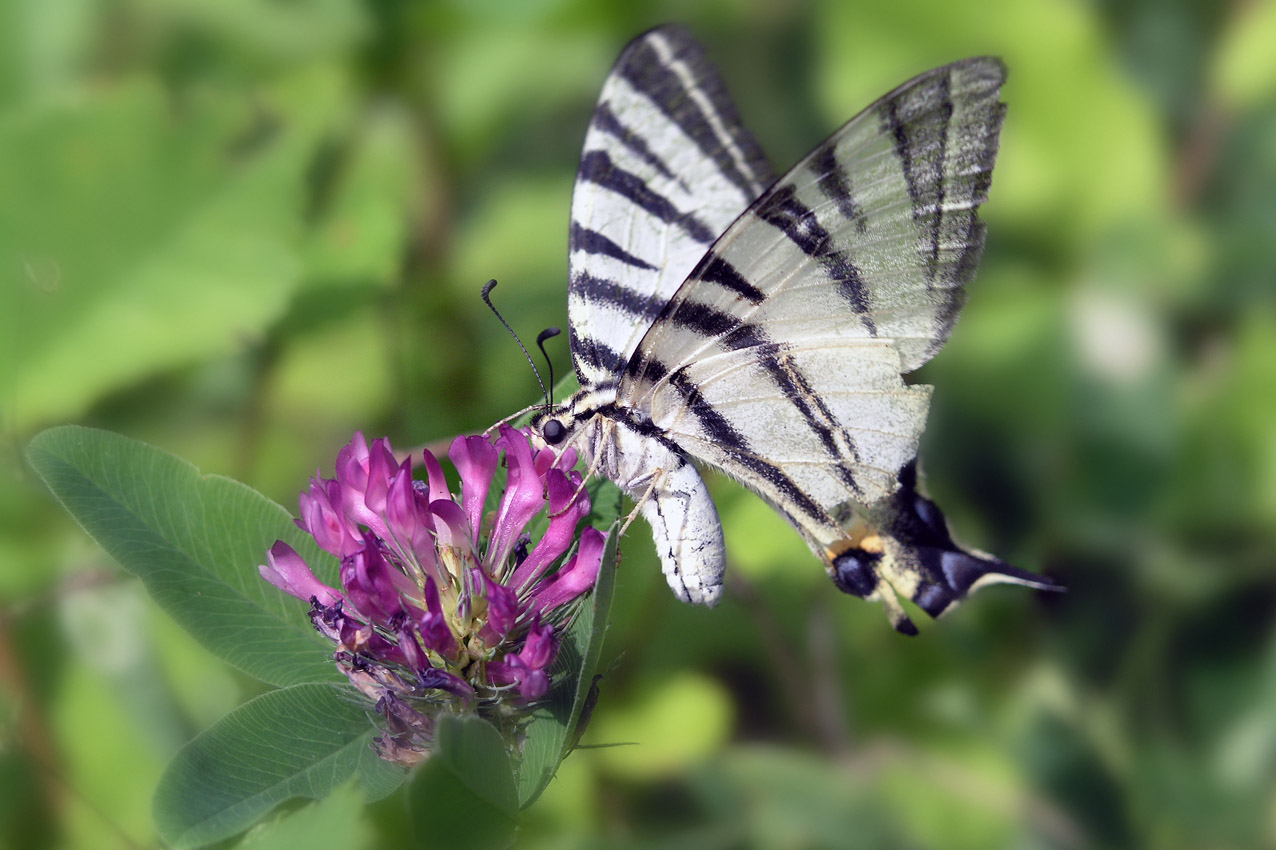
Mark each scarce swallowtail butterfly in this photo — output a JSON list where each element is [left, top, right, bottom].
[[530, 25, 1061, 634]]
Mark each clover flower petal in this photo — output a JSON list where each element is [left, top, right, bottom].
[[259, 541, 342, 606]]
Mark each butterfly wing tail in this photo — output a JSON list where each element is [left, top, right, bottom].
[[831, 459, 1062, 635]]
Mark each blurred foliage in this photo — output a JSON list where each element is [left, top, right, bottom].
[[2, 0, 1274, 848]]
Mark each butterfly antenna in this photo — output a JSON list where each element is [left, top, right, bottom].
[[481, 279, 550, 411], [536, 327, 561, 407]]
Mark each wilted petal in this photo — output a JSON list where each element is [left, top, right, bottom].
[[476, 569, 519, 646], [259, 541, 342, 606], [373, 731, 429, 768], [341, 651, 414, 702], [416, 576, 458, 659], [341, 544, 404, 624], [379, 690, 434, 736], [395, 619, 431, 673], [339, 620, 409, 668], [449, 435, 499, 534], [529, 526, 606, 615], [310, 597, 352, 643], [418, 665, 476, 700]]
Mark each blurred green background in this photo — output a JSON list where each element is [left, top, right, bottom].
[[3, 0, 1275, 847]]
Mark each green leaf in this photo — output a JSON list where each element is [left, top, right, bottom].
[[301, 107, 417, 287], [1214, 0, 1276, 108], [688, 748, 899, 850], [129, 0, 369, 68], [236, 783, 372, 850], [516, 502, 622, 807], [0, 78, 312, 431], [407, 715, 520, 850], [153, 683, 402, 849], [26, 426, 340, 687]]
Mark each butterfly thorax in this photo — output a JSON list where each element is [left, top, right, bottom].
[[536, 381, 729, 606], [537, 381, 667, 487]]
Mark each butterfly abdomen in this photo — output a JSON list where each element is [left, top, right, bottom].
[[595, 411, 727, 606]]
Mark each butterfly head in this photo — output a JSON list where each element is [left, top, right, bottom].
[[530, 400, 579, 452], [530, 384, 617, 457], [540, 417, 568, 446]]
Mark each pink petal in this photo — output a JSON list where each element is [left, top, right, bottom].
[[363, 437, 398, 516], [529, 526, 606, 615], [489, 425, 548, 570], [259, 541, 342, 606], [422, 448, 450, 505], [416, 575, 459, 659], [476, 569, 519, 646], [449, 435, 499, 535], [335, 432, 371, 496], [509, 468, 588, 591]]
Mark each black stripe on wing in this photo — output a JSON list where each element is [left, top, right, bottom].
[[569, 223, 657, 271], [590, 101, 678, 183], [811, 145, 868, 235], [662, 368, 830, 523], [770, 346, 864, 492], [879, 67, 952, 285], [691, 254, 767, 304], [577, 150, 717, 244], [635, 297, 865, 499], [571, 271, 667, 324], [618, 26, 771, 202], [752, 185, 878, 336], [873, 58, 1005, 359], [569, 324, 626, 377]]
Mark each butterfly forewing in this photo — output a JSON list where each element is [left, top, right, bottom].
[[567, 26, 772, 387]]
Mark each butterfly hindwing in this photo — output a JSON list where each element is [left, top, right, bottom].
[[646, 338, 933, 531], [567, 26, 772, 388]]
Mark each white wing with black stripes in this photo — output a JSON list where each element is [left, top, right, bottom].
[[627, 58, 1005, 522], [535, 27, 1061, 634], [566, 26, 771, 388]]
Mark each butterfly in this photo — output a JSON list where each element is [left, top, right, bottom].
[[530, 25, 1060, 634]]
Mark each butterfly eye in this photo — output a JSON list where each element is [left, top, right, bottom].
[[542, 419, 567, 445]]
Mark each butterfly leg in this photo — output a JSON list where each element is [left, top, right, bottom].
[[548, 434, 606, 519], [617, 463, 670, 537]]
